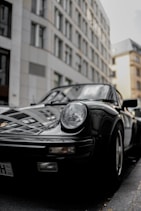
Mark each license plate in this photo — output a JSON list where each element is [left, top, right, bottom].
[[0, 162, 14, 177]]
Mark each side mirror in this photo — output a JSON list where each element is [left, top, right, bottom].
[[122, 99, 137, 108]]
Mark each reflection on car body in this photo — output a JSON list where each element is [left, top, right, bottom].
[[131, 107, 141, 147], [0, 83, 139, 186]]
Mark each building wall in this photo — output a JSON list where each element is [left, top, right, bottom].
[[130, 52, 141, 99], [0, 0, 112, 107], [112, 54, 131, 98], [0, 0, 23, 106], [111, 39, 141, 100]]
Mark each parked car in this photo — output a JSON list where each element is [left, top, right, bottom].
[[131, 107, 141, 150], [0, 83, 138, 186], [132, 107, 141, 121]]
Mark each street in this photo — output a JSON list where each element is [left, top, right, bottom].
[[0, 153, 139, 211], [0, 175, 109, 211]]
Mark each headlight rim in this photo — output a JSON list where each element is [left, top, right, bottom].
[[60, 102, 88, 131]]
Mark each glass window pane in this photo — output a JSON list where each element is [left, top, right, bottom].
[[0, 1, 12, 38]]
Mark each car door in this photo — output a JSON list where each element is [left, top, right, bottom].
[[121, 108, 134, 148], [115, 90, 134, 149]]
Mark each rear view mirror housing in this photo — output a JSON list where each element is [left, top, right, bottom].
[[122, 99, 137, 108]]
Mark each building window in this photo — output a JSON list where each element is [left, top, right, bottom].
[[136, 68, 140, 77], [31, 0, 37, 13], [94, 1, 98, 15], [135, 55, 140, 63], [0, 1, 12, 38], [82, 60, 88, 77], [87, 9, 93, 26], [75, 54, 81, 73], [82, 0, 87, 16], [39, 0, 45, 16], [90, 47, 94, 62], [0, 48, 10, 105], [31, 22, 36, 46], [65, 19, 72, 40], [94, 71, 100, 82], [101, 60, 104, 72], [82, 19, 87, 35], [94, 53, 99, 67], [76, 31, 81, 50], [0, 48, 10, 86], [76, 0, 81, 7], [94, 34, 99, 50], [137, 81, 141, 90], [82, 39, 88, 56], [90, 29, 94, 43], [54, 35, 63, 59], [56, 0, 64, 7], [39, 25, 45, 48], [31, 0, 46, 17], [111, 70, 116, 78], [31, 22, 45, 48], [54, 72, 62, 87], [64, 0, 72, 16], [91, 67, 95, 82], [55, 8, 63, 32], [112, 58, 115, 65], [65, 78, 72, 85], [75, 9, 81, 27], [65, 45, 72, 65]]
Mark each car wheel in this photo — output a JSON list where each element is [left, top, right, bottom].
[[108, 123, 124, 187]]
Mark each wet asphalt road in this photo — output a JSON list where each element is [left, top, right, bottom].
[[0, 154, 140, 211]]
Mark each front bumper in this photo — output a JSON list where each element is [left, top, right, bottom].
[[0, 135, 95, 177]]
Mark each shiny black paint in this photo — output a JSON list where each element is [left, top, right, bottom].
[[0, 83, 138, 178]]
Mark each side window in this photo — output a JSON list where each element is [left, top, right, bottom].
[[108, 87, 118, 105], [116, 90, 123, 107]]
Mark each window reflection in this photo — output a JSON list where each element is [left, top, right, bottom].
[[0, 1, 12, 38], [39, 84, 110, 104]]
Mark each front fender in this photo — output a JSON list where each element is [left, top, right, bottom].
[[89, 108, 123, 143]]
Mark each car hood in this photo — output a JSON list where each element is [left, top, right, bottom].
[[0, 101, 118, 136], [0, 104, 65, 136], [0, 106, 10, 114]]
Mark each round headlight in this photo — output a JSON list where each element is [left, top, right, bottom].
[[61, 102, 87, 130]]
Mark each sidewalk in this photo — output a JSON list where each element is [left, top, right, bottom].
[[100, 158, 141, 211]]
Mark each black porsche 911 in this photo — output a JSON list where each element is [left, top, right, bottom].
[[0, 83, 138, 185]]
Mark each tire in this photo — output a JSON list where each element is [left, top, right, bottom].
[[107, 123, 124, 188]]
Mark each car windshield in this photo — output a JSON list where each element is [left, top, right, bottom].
[[39, 84, 111, 104]]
